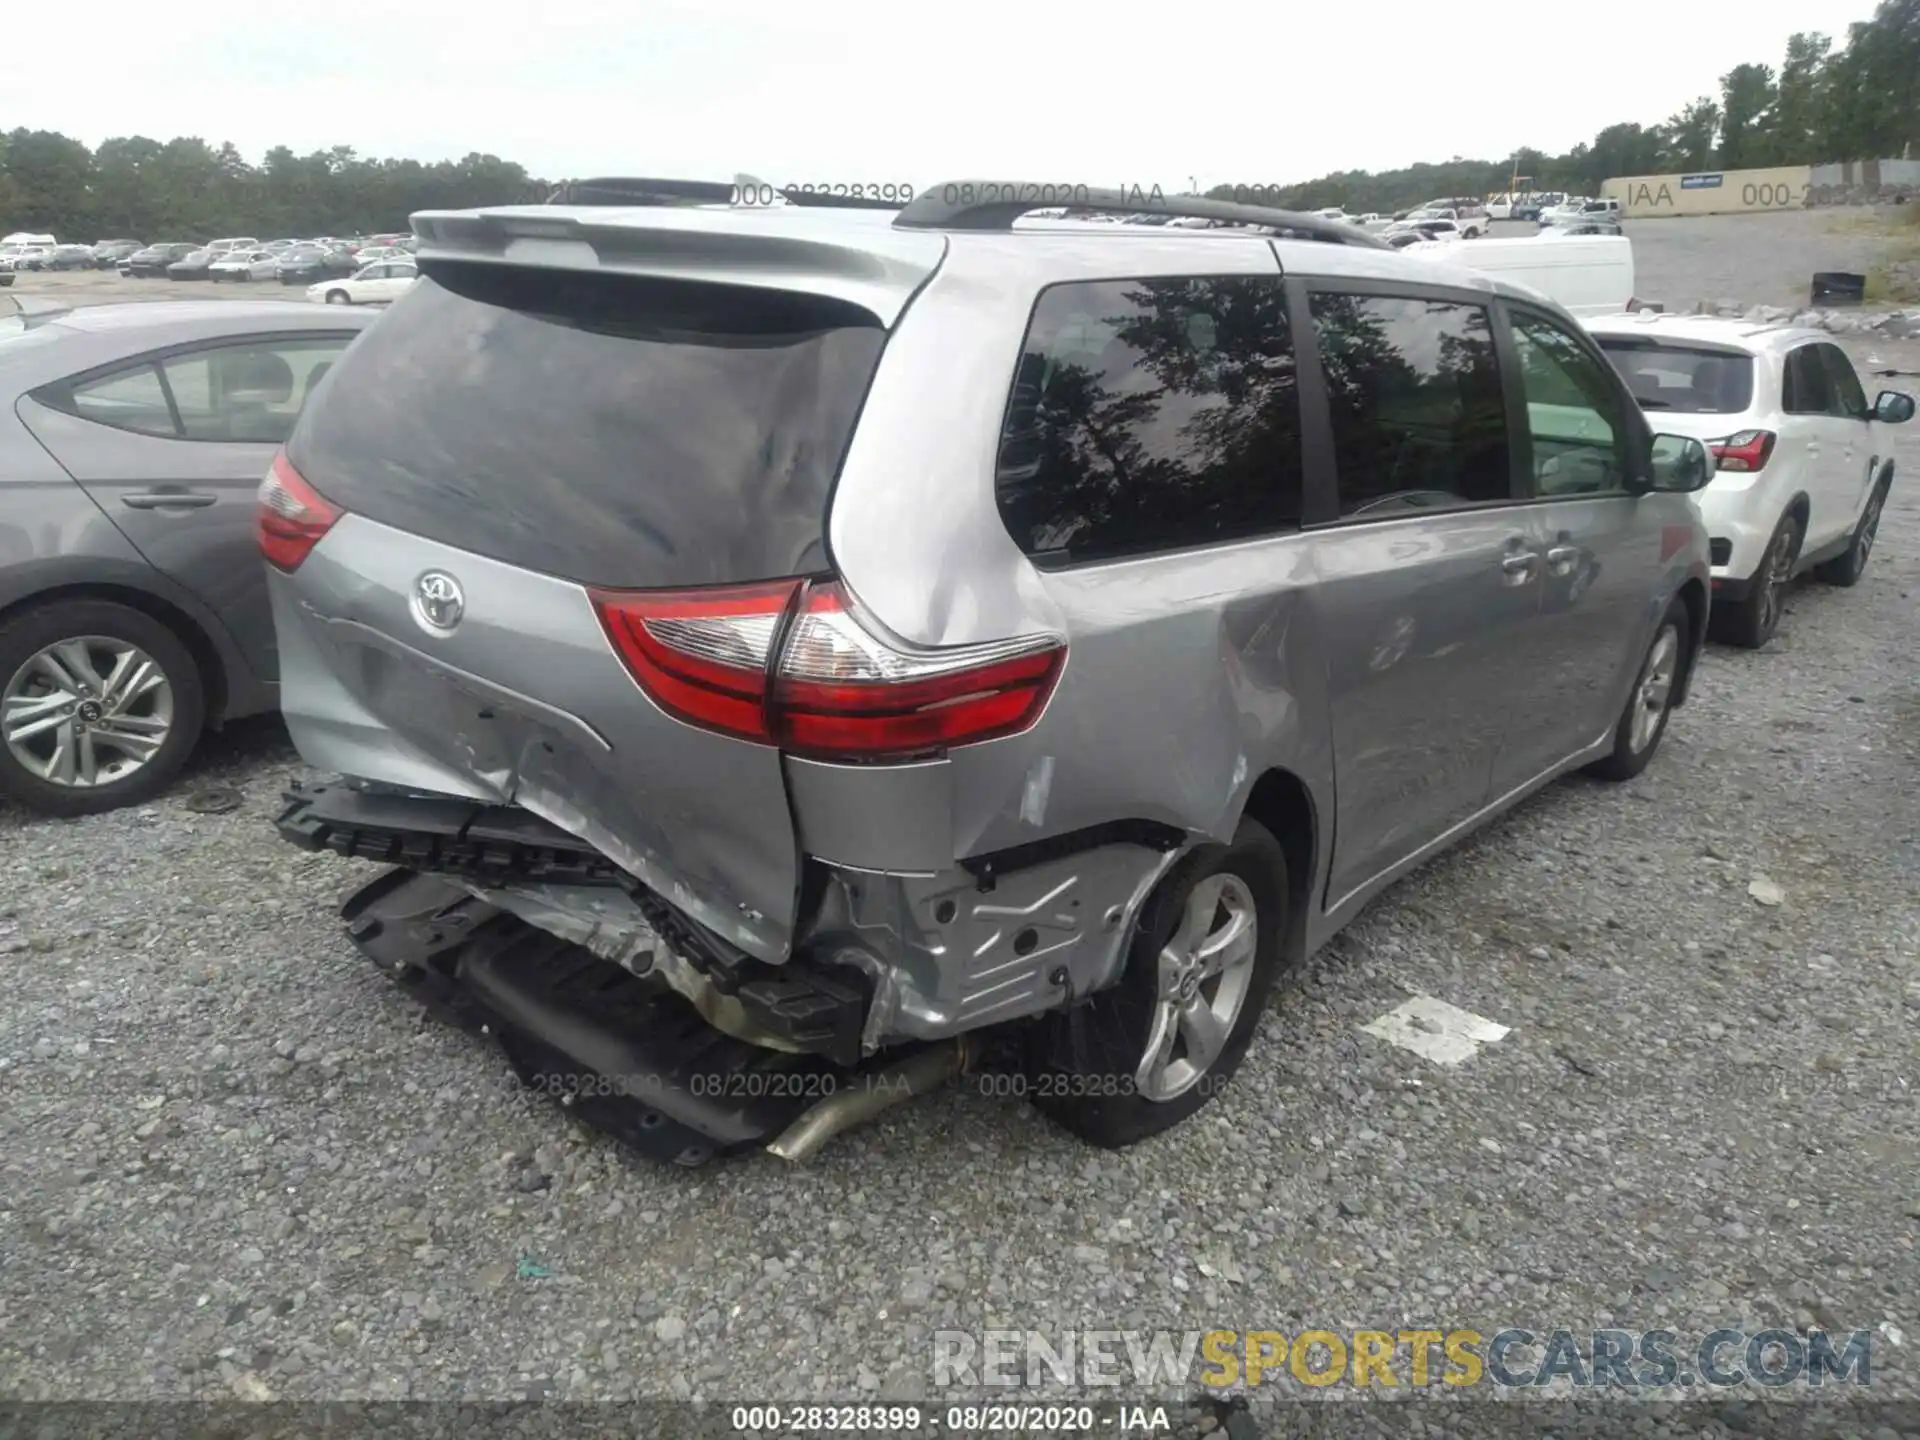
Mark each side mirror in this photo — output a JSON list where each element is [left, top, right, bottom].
[[1648, 433, 1715, 493], [1873, 390, 1915, 424]]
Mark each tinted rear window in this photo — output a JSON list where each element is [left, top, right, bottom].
[[287, 263, 887, 589], [1596, 340, 1755, 414]]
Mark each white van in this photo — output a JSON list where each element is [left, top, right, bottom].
[[1407, 233, 1635, 318]]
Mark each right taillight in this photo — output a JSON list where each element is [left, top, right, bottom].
[[1706, 429, 1775, 473], [590, 577, 1066, 762], [257, 453, 342, 571]]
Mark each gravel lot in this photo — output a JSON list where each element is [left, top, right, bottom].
[[2, 222, 1918, 1426]]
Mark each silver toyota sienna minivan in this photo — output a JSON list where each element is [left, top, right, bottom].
[[263, 184, 1715, 1163]]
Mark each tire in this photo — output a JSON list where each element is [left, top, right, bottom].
[[1713, 510, 1801, 649], [324, 289, 350, 305], [1024, 819, 1287, 1148], [1586, 599, 1687, 782], [1814, 474, 1889, 587], [0, 600, 206, 817]]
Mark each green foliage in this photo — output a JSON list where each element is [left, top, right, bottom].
[[0, 132, 544, 239], [1208, 0, 1918, 212]]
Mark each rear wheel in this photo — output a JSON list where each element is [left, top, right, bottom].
[[1814, 475, 1888, 587], [324, 289, 350, 305], [0, 600, 205, 817], [1715, 511, 1800, 649], [1024, 820, 1286, 1148]]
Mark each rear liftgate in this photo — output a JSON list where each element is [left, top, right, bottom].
[[280, 784, 968, 1166]]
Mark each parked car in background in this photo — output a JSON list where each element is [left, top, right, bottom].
[[1542, 199, 1620, 229], [1589, 312, 1914, 648], [208, 249, 281, 283], [125, 243, 200, 277], [166, 248, 219, 281], [43, 245, 99, 271], [365, 232, 410, 248], [347, 244, 409, 266], [1512, 192, 1567, 222], [90, 240, 145, 268], [2, 246, 56, 272], [1545, 220, 1625, 237], [308, 258, 417, 305], [274, 243, 357, 285], [1382, 229, 1432, 249], [262, 239, 302, 253], [203, 237, 259, 256], [1413, 233, 1634, 317], [0, 300, 374, 815]]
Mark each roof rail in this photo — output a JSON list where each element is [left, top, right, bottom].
[[543, 174, 906, 212], [894, 182, 1393, 248]]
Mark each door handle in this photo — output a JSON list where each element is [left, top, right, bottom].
[[1545, 544, 1580, 575], [1500, 551, 1540, 584], [122, 491, 217, 509]]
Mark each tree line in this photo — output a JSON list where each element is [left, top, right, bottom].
[[1220, 0, 1916, 212], [2, 0, 1914, 240], [0, 137, 546, 241]]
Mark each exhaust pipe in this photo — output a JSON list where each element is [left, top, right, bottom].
[[765, 1041, 967, 1162]]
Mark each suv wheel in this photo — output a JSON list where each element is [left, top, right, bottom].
[[1024, 820, 1286, 1148], [1716, 511, 1800, 649], [1814, 475, 1888, 588], [0, 600, 205, 817], [1587, 599, 1687, 782]]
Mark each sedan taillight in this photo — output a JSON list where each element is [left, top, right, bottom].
[[257, 453, 342, 572]]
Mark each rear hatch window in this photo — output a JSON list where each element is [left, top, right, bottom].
[[1595, 339, 1755, 414], [286, 263, 888, 589]]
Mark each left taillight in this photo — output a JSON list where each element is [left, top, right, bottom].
[[590, 576, 1066, 762], [257, 453, 341, 572]]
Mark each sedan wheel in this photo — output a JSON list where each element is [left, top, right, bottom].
[[325, 290, 350, 305], [4, 636, 174, 788], [0, 601, 205, 816]]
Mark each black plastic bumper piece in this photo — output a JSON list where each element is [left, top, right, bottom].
[[278, 782, 624, 885], [284, 784, 873, 1065], [339, 866, 845, 1166]]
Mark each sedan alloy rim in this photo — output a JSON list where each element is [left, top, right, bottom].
[[2, 636, 174, 787]]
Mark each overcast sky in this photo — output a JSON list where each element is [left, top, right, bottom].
[[4, 0, 1877, 185]]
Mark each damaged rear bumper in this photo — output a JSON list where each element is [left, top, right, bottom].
[[279, 781, 1188, 1058]]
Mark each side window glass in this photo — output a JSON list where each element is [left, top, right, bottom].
[[993, 276, 1304, 563], [158, 338, 352, 444], [1783, 347, 1834, 415], [1510, 310, 1629, 496], [64, 362, 178, 437], [1309, 291, 1510, 518], [1820, 344, 1870, 420]]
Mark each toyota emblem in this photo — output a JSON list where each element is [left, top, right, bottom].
[[411, 570, 465, 635]]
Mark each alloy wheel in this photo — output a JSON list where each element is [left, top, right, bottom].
[[1628, 624, 1679, 754], [1134, 873, 1259, 1102], [2, 636, 174, 787], [1857, 493, 1883, 569], [1758, 527, 1794, 634]]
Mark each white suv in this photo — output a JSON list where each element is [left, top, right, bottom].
[[1589, 313, 1915, 647]]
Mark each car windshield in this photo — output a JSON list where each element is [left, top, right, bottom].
[[1597, 339, 1757, 414]]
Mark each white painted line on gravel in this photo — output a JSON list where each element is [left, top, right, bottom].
[[1361, 995, 1511, 1066]]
